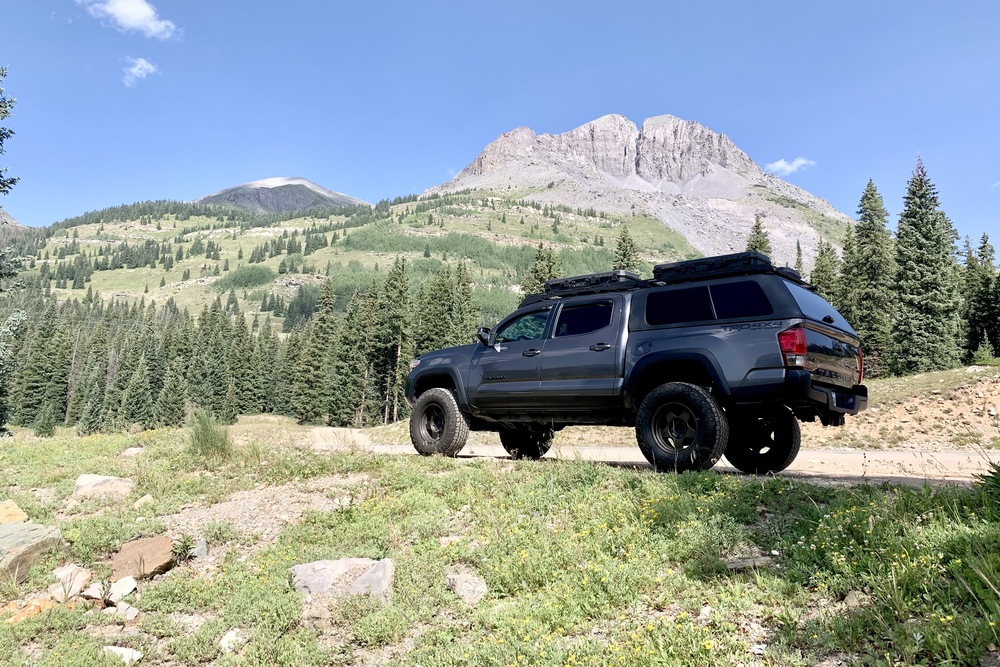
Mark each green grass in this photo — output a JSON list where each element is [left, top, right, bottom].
[[2, 428, 999, 666]]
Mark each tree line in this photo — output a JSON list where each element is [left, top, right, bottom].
[[0, 257, 485, 435], [748, 159, 997, 377]]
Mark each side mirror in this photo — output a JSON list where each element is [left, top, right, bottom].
[[476, 326, 491, 346]]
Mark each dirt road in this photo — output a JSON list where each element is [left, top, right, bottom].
[[309, 427, 997, 487]]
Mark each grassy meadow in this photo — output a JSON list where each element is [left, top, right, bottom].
[[2, 419, 999, 666]]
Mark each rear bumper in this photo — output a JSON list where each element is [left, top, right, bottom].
[[732, 369, 867, 424]]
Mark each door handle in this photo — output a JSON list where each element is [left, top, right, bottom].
[[522, 349, 541, 357], [589, 343, 612, 351]]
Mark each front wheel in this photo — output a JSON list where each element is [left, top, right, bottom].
[[635, 382, 728, 472], [499, 426, 553, 460], [724, 406, 801, 474], [409, 388, 469, 457]]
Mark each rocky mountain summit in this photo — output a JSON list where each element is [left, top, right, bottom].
[[0, 209, 24, 227], [195, 177, 368, 213], [434, 114, 852, 265]]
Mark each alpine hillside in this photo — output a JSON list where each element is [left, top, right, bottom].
[[194, 177, 369, 212], [432, 114, 853, 265]]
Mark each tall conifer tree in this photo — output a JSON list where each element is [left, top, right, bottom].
[[745, 214, 773, 257], [892, 159, 962, 373]]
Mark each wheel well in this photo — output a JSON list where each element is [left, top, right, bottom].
[[629, 360, 716, 407], [413, 374, 457, 399]]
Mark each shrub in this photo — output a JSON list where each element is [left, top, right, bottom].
[[33, 403, 57, 437], [187, 409, 231, 460], [213, 265, 275, 292], [972, 340, 996, 365]]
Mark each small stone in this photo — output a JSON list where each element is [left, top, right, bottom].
[[844, 590, 862, 608], [102, 646, 143, 665], [191, 539, 208, 560], [109, 576, 137, 603], [121, 447, 144, 458], [73, 474, 134, 500], [82, 582, 107, 600], [0, 500, 29, 525], [220, 628, 246, 653], [111, 536, 175, 580], [446, 573, 488, 605], [723, 556, 773, 571], [289, 558, 375, 595], [699, 604, 713, 621], [132, 495, 154, 510], [49, 564, 92, 602], [348, 559, 395, 600], [5, 598, 55, 625], [104, 601, 140, 622]]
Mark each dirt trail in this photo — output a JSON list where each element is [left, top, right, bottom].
[[307, 434, 997, 487]]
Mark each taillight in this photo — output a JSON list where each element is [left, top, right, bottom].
[[857, 348, 864, 384], [777, 326, 807, 367]]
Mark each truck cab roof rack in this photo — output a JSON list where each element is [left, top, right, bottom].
[[520, 270, 645, 307], [652, 251, 809, 287]]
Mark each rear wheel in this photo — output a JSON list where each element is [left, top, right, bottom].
[[724, 406, 801, 474], [409, 388, 469, 457], [499, 426, 553, 460], [635, 382, 728, 472]]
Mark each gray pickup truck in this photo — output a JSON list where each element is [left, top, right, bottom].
[[405, 252, 867, 473]]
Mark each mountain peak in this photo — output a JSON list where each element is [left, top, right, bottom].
[[434, 113, 851, 265], [195, 177, 368, 213]]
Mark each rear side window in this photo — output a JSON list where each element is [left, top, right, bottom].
[[711, 281, 773, 319], [555, 301, 613, 337], [646, 286, 713, 325], [786, 282, 856, 334]]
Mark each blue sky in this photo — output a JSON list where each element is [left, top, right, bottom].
[[1, 1, 998, 245]]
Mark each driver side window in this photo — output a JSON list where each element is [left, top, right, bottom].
[[494, 309, 550, 344]]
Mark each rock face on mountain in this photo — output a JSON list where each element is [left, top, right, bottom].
[[195, 177, 368, 213], [0, 209, 25, 228], [434, 114, 852, 265]]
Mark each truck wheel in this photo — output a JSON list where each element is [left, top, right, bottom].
[[724, 406, 800, 474], [409, 388, 469, 457], [499, 427, 553, 460], [635, 382, 728, 472]]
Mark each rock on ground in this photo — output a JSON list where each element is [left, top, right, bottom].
[[220, 628, 247, 653], [49, 563, 91, 602], [111, 535, 174, 580], [290, 558, 375, 595], [0, 523, 63, 584], [446, 573, 488, 605], [73, 474, 134, 499], [102, 646, 143, 665], [0, 500, 28, 524]]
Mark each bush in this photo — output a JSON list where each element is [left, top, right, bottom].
[[213, 265, 275, 292], [972, 339, 996, 365], [32, 403, 57, 437], [187, 409, 231, 460]]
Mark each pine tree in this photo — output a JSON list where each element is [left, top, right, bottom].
[[374, 258, 414, 423], [839, 180, 897, 377], [158, 357, 188, 427], [794, 240, 803, 275], [612, 225, 641, 273], [963, 234, 996, 360], [521, 243, 560, 295], [120, 361, 155, 430], [809, 239, 840, 301], [892, 159, 962, 374], [745, 214, 773, 257]]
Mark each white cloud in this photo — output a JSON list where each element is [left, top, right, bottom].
[[123, 57, 157, 87], [765, 157, 816, 177], [77, 0, 177, 40], [991, 181, 1000, 189]]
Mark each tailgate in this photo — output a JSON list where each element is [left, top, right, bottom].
[[803, 324, 862, 389]]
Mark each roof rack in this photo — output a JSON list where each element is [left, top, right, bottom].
[[652, 251, 808, 286], [520, 270, 645, 307]]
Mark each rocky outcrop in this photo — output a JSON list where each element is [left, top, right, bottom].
[[0, 523, 63, 583], [436, 114, 854, 266], [111, 536, 175, 580]]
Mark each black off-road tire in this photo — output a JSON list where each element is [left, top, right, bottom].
[[724, 406, 801, 474], [499, 426, 554, 460], [409, 388, 470, 457], [635, 382, 728, 472]]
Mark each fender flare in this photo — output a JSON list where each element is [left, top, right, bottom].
[[623, 349, 730, 408], [409, 367, 470, 408]]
